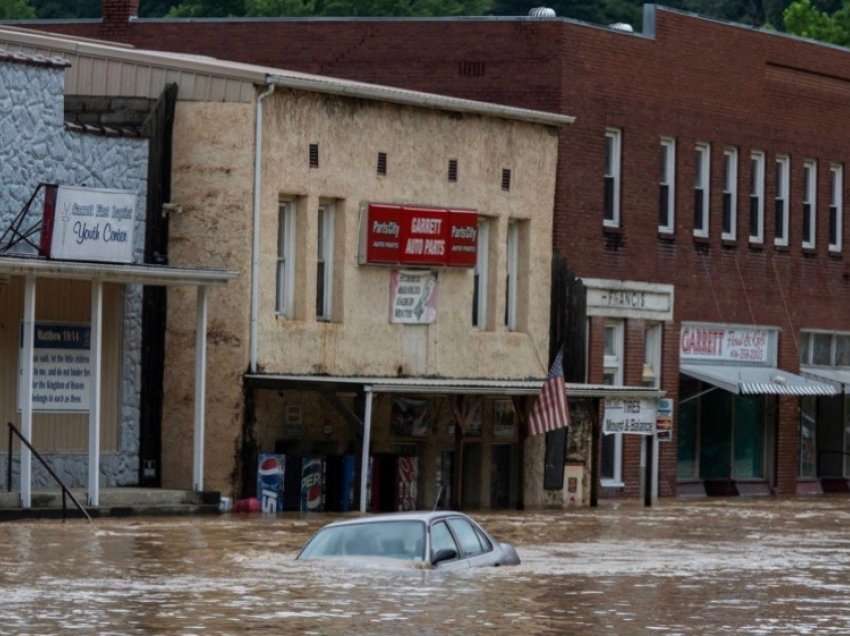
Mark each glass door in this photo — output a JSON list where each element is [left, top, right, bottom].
[[732, 396, 764, 480], [800, 397, 817, 479]]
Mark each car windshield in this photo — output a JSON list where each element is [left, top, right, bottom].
[[300, 521, 426, 561]]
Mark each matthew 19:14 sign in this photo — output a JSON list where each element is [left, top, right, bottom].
[[17, 323, 92, 412]]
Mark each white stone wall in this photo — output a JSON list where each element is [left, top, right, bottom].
[[0, 60, 148, 489]]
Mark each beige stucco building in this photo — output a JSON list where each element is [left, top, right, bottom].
[[0, 24, 584, 511]]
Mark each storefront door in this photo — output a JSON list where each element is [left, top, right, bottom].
[[462, 443, 482, 509], [817, 396, 844, 477]]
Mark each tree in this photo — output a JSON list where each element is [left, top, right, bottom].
[[168, 0, 492, 17], [784, 0, 850, 44], [29, 0, 98, 18], [0, 0, 36, 19]]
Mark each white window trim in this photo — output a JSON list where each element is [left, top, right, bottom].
[[803, 159, 817, 250], [693, 142, 710, 238], [473, 218, 489, 329], [750, 151, 765, 244], [505, 221, 519, 331], [659, 137, 676, 234], [722, 147, 738, 241], [604, 128, 622, 228], [275, 201, 296, 318], [317, 203, 334, 321], [830, 163, 843, 253], [643, 323, 662, 389], [801, 329, 850, 368], [602, 320, 624, 487], [774, 155, 790, 247]]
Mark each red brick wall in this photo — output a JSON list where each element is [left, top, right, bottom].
[[35, 3, 850, 497]]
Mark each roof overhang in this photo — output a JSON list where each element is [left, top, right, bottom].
[[0, 255, 237, 286], [682, 363, 838, 396], [801, 366, 850, 395], [244, 373, 664, 399]]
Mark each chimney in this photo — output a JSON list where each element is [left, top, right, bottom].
[[101, 0, 139, 38]]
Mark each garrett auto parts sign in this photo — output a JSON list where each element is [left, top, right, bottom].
[[360, 203, 477, 268]]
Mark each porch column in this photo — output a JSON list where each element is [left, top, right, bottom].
[[359, 388, 374, 513], [20, 274, 36, 509], [193, 286, 208, 492], [88, 280, 103, 507]]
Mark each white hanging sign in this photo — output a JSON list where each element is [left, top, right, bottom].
[[389, 270, 438, 324], [603, 398, 657, 435]]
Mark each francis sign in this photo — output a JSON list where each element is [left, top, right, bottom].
[[360, 203, 478, 268], [17, 323, 91, 412], [42, 185, 137, 264]]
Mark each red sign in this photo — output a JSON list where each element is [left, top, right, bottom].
[[362, 204, 478, 268]]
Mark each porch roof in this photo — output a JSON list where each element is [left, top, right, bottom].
[[801, 366, 850, 394], [682, 363, 838, 396]]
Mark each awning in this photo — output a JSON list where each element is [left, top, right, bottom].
[[244, 373, 665, 399], [681, 364, 838, 396], [801, 366, 850, 394]]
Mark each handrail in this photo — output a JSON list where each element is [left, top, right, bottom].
[[6, 422, 92, 522]]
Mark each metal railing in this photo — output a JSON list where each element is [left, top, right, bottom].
[[7, 422, 92, 522]]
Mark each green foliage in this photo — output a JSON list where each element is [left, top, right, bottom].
[[167, 0, 492, 16], [784, 0, 850, 44], [0, 0, 36, 19]]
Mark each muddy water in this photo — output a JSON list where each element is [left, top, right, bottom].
[[3, 498, 850, 634]]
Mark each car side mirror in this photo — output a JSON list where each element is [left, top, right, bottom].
[[432, 548, 457, 565]]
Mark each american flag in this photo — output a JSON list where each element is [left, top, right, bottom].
[[528, 350, 570, 436]]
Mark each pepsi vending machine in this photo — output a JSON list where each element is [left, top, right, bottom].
[[256, 453, 285, 513], [300, 457, 325, 512]]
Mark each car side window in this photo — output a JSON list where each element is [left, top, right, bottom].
[[446, 518, 485, 557], [430, 521, 459, 559], [474, 526, 493, 553]]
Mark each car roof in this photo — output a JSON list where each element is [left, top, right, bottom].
[[323, 511, 472, 528]]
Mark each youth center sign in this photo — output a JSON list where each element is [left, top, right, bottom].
[[18, 323, 92, 412], [361, 203, 478, 268], [42, 185, 137, 263]]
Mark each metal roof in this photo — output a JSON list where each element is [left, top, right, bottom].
[[0, 255, 237, 286], [0, 46, 68, 69], [0, 26, 574, 127], [244, 373, 664, 398], [801, 366, 850, 394], [681, 364, 838, 396]]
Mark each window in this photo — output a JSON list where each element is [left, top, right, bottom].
[[803, 160, 817, 250], [643, 323, 662, 388], [446, 518, 487, 557], [430, 522, 459, 560], [693, 142, 710, 237], [472, 218, 489, 328], [316, 204, 334, 321], [722, 148, 738, 240], [799, 397, 817, 479], [749, 151, 765, 243], [774, 155, 790, 246], [603, 128, 621, 227], [830, 163, 843, 252], [800, 331, 850, 367], [659, 137, 675, 233], [601, 320, 624, 486], [275, 201, 296, 317], [504, 221, 518, 330]]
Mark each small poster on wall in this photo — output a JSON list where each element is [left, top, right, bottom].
[[656, 398, 674, 442], [389, 270, 438, 324], [391, 397, 432, 437], [18, 322, 91, 413], [493, 400, 516, 440]]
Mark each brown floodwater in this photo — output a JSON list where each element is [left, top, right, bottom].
[[2, 497, 850, 634]]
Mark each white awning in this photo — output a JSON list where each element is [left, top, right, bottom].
[[681, 364, 838, 396], [801, 366, 850, 394], [244, 373, 664, 399]]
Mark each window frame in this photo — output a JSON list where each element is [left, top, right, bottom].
[[659, 137, 676, 234], [472, 218, 489, 329], [693, 142, 710, 238], [601, 320, 624, 486], [722, 147, 738, 241], [505, 220, 519, 331], [643, 322, 662, 389], [749, 150, 765, 244], [316, 203, 335, 321], [429, 520, 460, 562], [830, 163, 843, 253], [275, 200, 296, 318], [603, 128, 622, 228], [774, 154, 790, 247], [445, 517, 489, 558], [802, 159, 817, 250], [800, 330, 850, 368]]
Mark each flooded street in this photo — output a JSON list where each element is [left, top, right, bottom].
[[3, 498, 850, 634]]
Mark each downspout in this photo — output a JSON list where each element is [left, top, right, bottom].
[[249, 83, 276, 373]]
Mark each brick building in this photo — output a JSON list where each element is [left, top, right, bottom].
[[24, 1, 850, 499]]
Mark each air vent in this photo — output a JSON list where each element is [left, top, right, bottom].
[[458, 61, 486, 77], [448, 159, 459, 182], [377, 151, 387, 176], [309, 143, 319, 168], [502, 168, 512, 192]]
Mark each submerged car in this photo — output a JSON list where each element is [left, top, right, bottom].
[[297, 511, 521, 569]]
